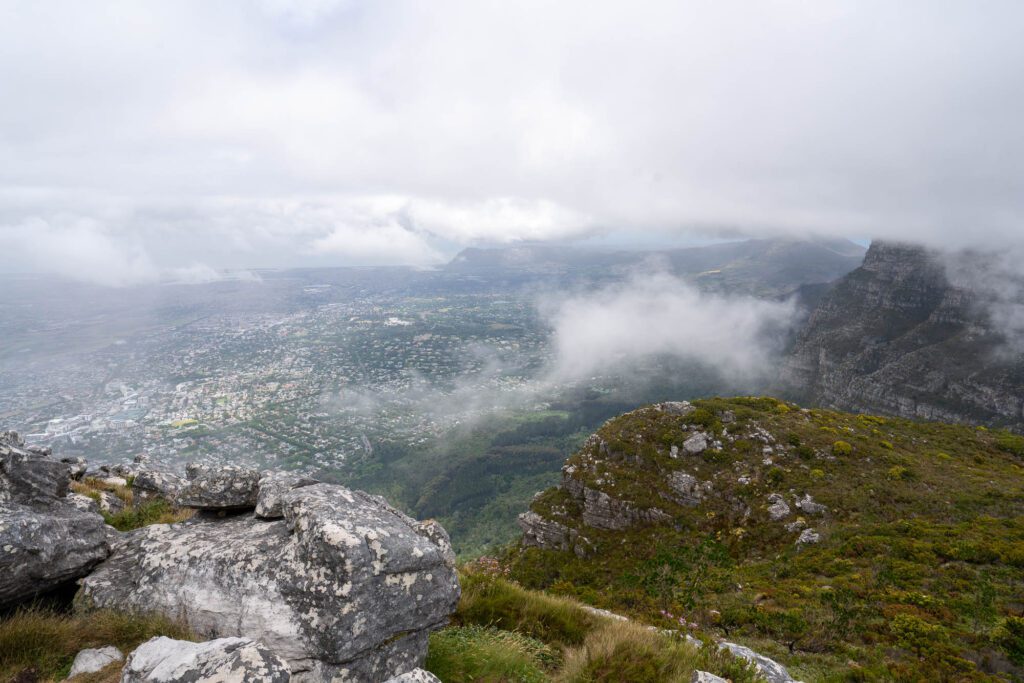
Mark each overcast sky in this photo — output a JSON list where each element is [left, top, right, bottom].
[[2, 0, 1023, 282]]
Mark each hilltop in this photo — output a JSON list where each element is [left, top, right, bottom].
[[507, 397, 1024, 681]]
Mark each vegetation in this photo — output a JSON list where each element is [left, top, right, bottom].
[[425, 566, 759, 682], [502, 397, 1024, 681], [70, 477, 193, 531], [0, 609, 192, 682]]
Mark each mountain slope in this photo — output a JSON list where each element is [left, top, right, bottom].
[[782, 241, 1024, 428], [446, 239, 866, 298], [506, 397, 1024, 681]]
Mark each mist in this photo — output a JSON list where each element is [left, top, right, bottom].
[[542, 272, 799, 385]]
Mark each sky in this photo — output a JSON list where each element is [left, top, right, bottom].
[[2, 0, 1023, 283]]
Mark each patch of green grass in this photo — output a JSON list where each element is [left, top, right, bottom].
[[426, 625, 555, 683], [101, 498, 193, 532], [0, 609, 192, 682]]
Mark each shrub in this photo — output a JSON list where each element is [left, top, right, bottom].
[[103, 498, 193, 532], [832, 441, 853, 456], [993, 616, 1024, 666], [890, 613, 947, 659], [995, 431, 1024, 457]]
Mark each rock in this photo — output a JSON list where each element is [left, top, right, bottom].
[[67, 646, 123, 678], [66, 493, 100, 514], [785, 520, 806, 533], [767, 493, 791, 521], [580, 487, 670, 531], [796, 528, 821, 545], [518, 511, 590, 556], [256, 471, 319, 519], [98, 476, 128, 488], [719, 641, 802, 683], [692, 672, 728, 683], [665, 472, 710, 507], [1, 432, 70, 505], [176, 463, 260, 510], [794, 493, 827, 515], [670, 445, 680, 459], [132, 468, 185, 501], [0, 433, 111, 610], [683, 432, 708, 455], [61, 457, 88, 481], [79, 483, 460, 681], [122, 636, 290, 683], [658, 401, 695, 416], [383, 669, 442, 683], [97, 490, 125, 515]]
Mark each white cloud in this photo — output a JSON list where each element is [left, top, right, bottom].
[[543, 272, 798, 382], [2, 0, 1024, 273]]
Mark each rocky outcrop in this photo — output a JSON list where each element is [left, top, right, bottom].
[[383, 669, 441, 683], [78, 483, 460, 682], [691, 672, 728, 683], [719, 641, 802, 683], [783, 241, 1024, 428], [0, 431, 111, 610], [132, 467, 186, 502], [517, 511, 590, 557], [122, 637, 290, 683], [67, 646, 123, 677], [176, 463, 260, 510], [256, 471, 319, 519]]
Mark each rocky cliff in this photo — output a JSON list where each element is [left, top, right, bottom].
[[782, 241, 1024, 427]]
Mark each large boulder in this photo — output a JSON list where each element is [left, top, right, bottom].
[[131, 467, 186, 502], [78, 483, 460, 682], [256, 471, 319, 519], [122, 636, 290, 683], [0, 432, 111, 610], [176, 463, 260, 510]]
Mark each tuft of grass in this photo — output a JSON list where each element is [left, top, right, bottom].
[[0, 608, 193, 682], [101, 498, 193, 532], [454, 571, 601, 647], [555, 619, 759, 683], [426, 625, 555, 683]]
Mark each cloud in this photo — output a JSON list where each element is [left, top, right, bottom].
[[3, 0, 1024, 272], [542, 271, 799, 383]]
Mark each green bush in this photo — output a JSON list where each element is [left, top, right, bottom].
[[832, 441, 853, 456], [994, 616, 1024, 666]]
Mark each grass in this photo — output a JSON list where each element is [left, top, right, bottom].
[[425, 568, 759, 683], [0, 609, 193, 682], [70, 477, 193, 531], [504, 396, 1024, 681]]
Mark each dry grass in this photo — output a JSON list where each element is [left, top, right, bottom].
[[0, 608, 193, 682], [69, 477, 193, 531]]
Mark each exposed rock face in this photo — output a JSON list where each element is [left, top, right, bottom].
[[664, 472, 711, 507], [794, 493, 826, 516], [796, 528, 821, 546], [719, 641, 803, 683], [383, 669, 441, 683], [783, 241, 1024, 428], [766, 493, 791, 521], [122, 637, 290, 683], [691, 672, 728, 683], [517, 511, 589, 557], [0, 431, 111, 610], [67, 646, 123, 677], [580, 487, 670, 531], [78, 483, 459, 682], [132, 468, 186, 502], [176, 463, 260, 510], [256, 471, 320, 519]]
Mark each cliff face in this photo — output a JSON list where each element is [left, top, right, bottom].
[[782, 241, 1024, 428]]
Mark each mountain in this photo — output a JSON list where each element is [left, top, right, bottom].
[[446, 238, 866, 298], [782, 241, 1024, 428], [507, 397, 1024, 681]]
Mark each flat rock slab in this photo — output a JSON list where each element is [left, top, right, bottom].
[[67, 645, 123, 678], [79, 483, 459, 681], [122, 636, 290, 683], [176, 463, 260, 510], [255, 472, 319, 519]]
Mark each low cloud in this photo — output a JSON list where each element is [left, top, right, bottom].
[[542, 272, 799, 383]]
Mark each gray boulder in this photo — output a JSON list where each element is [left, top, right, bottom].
[[67, 645, 123, 678], [766, 494, 791, 521], [796, 528, 821, 546], [79, 483, 460, 681], [122, 636, 290, 683], [176, 463, 260, 510], [683, 432, 708, 455], [691, 672, 728, 683], [256, 471, 319, 519], [384, 669, 441, 683], [61, 457, 89, 481], [132, 468, 186, 501], [0, 432, 111, 610], [66, 492, 101, 514], [719, 641, 802, 683]]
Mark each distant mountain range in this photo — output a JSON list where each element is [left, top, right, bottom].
[[782, 241, 1024, 429], [446, 238, 867, 298]]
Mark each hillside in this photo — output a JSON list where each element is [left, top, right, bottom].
[[782, 241, 1024, 429], [507, 397, 1024, 681]]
